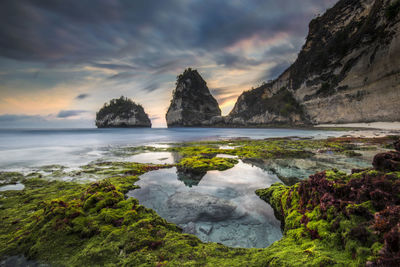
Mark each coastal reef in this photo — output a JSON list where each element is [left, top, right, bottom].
[[96, 96, 151, 128], [0, 136, 400, 266]]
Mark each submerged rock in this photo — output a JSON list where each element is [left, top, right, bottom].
[[166, 191, 238, 224], [95, 96, 151, 128], [166, 68, 221, 127]]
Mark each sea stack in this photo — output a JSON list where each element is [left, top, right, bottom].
[[166, 68, 221, 127], [95, 96, 151, 128]]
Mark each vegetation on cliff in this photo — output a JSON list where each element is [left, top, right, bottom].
[[95, 96, 151, 128]]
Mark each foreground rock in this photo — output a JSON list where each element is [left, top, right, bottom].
[[166, 68, 221, 127], [257, 138, 400, 266], [95, 96, 151, 128]]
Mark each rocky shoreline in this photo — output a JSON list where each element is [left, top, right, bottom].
[[1, 135, 399, 266]]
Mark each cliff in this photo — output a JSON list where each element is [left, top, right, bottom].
[[229, 0, 400, 125], [166, 68, 221, 127], [95, 96, 151, 128], [225, 86, 309, 126]]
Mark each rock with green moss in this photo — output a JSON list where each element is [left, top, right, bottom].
[[1, 137, 399, 266]]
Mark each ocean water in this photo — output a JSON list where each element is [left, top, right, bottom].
[[0, 128, 345, 170]]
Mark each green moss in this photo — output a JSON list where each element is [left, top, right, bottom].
[[0, 137, 397, 266], [177, 156, 238, 173]]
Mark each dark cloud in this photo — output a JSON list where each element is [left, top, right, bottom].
[[142, 82, 160, 93], [258, 60, 293, 81], [215, 52, 262, 69], [91, 63, 136, 71], [0, 114, 93, 128], [75, 94, 89, 100], [57, 110, 87, 118], [0, 0, 338, 66], [0, 114, 45, 123], [210, 87, 238, 98], [107, 72, 138, 80]]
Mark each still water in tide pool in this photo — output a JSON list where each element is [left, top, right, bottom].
[[128, 160, 283, 248]]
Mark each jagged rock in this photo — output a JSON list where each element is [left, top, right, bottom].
[[166, 68, 221, 127], [227, 0, 400, 125], [182, 222, 197, 235], [373, 151, 400, 171], [95, 96, 151, 128], [199, 224, 213, 235]]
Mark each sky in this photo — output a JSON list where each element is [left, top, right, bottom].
[[0, 0, 338, 128]]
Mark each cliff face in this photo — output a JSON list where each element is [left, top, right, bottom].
[[226, 86, 309, 126], [166, 69, 221, 127], [229, 0, 400, 125], [96, 96, 151, 128]]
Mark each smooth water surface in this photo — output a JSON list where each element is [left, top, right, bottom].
[[128, 161, 283, 248], [0, 183, 25, 191], [0, 128, 345, 170]]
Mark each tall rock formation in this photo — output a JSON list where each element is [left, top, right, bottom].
[[166, 68, 221, 127], [95, 96, 151, 128], [228, 0, 400, 125]]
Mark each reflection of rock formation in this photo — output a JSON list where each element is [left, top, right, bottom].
[[176, 170, 205, 187], [244, 152, 372, 185], [166, 191, 240, 224], [172, 152, 206, 187]]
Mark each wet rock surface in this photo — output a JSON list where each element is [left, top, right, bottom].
[[166, 191, 239, 224], [373, 139, 400, 171]]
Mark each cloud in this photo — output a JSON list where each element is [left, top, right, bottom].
[[0, 114, 46, 123], [91, 63, 136, 71], [150, 115, 161, 121], [0, 114, 93, 128], [142, 82, 160, 93], [0, 0, 337, 64], [57, 110, 87, 118], [0, 0, 339, 127], [75, 93, 89, 100]]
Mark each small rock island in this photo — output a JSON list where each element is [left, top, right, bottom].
[[95, 96, 151, 128], [166, 68, 221, 127]]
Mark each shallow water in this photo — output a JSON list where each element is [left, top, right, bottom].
[[0, 128, 345, 170], [0, 183, 25, 191], [246, 149, 383, 180], [127, 161, 283, 248]]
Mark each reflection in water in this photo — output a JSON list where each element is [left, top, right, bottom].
[[127, 152, 175, 164], [176, 170, 205, 187], [127, 161, 283, 248], [245, 150, 379, 181]]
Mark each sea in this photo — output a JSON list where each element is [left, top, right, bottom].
[[0, 128, 345, 170]]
